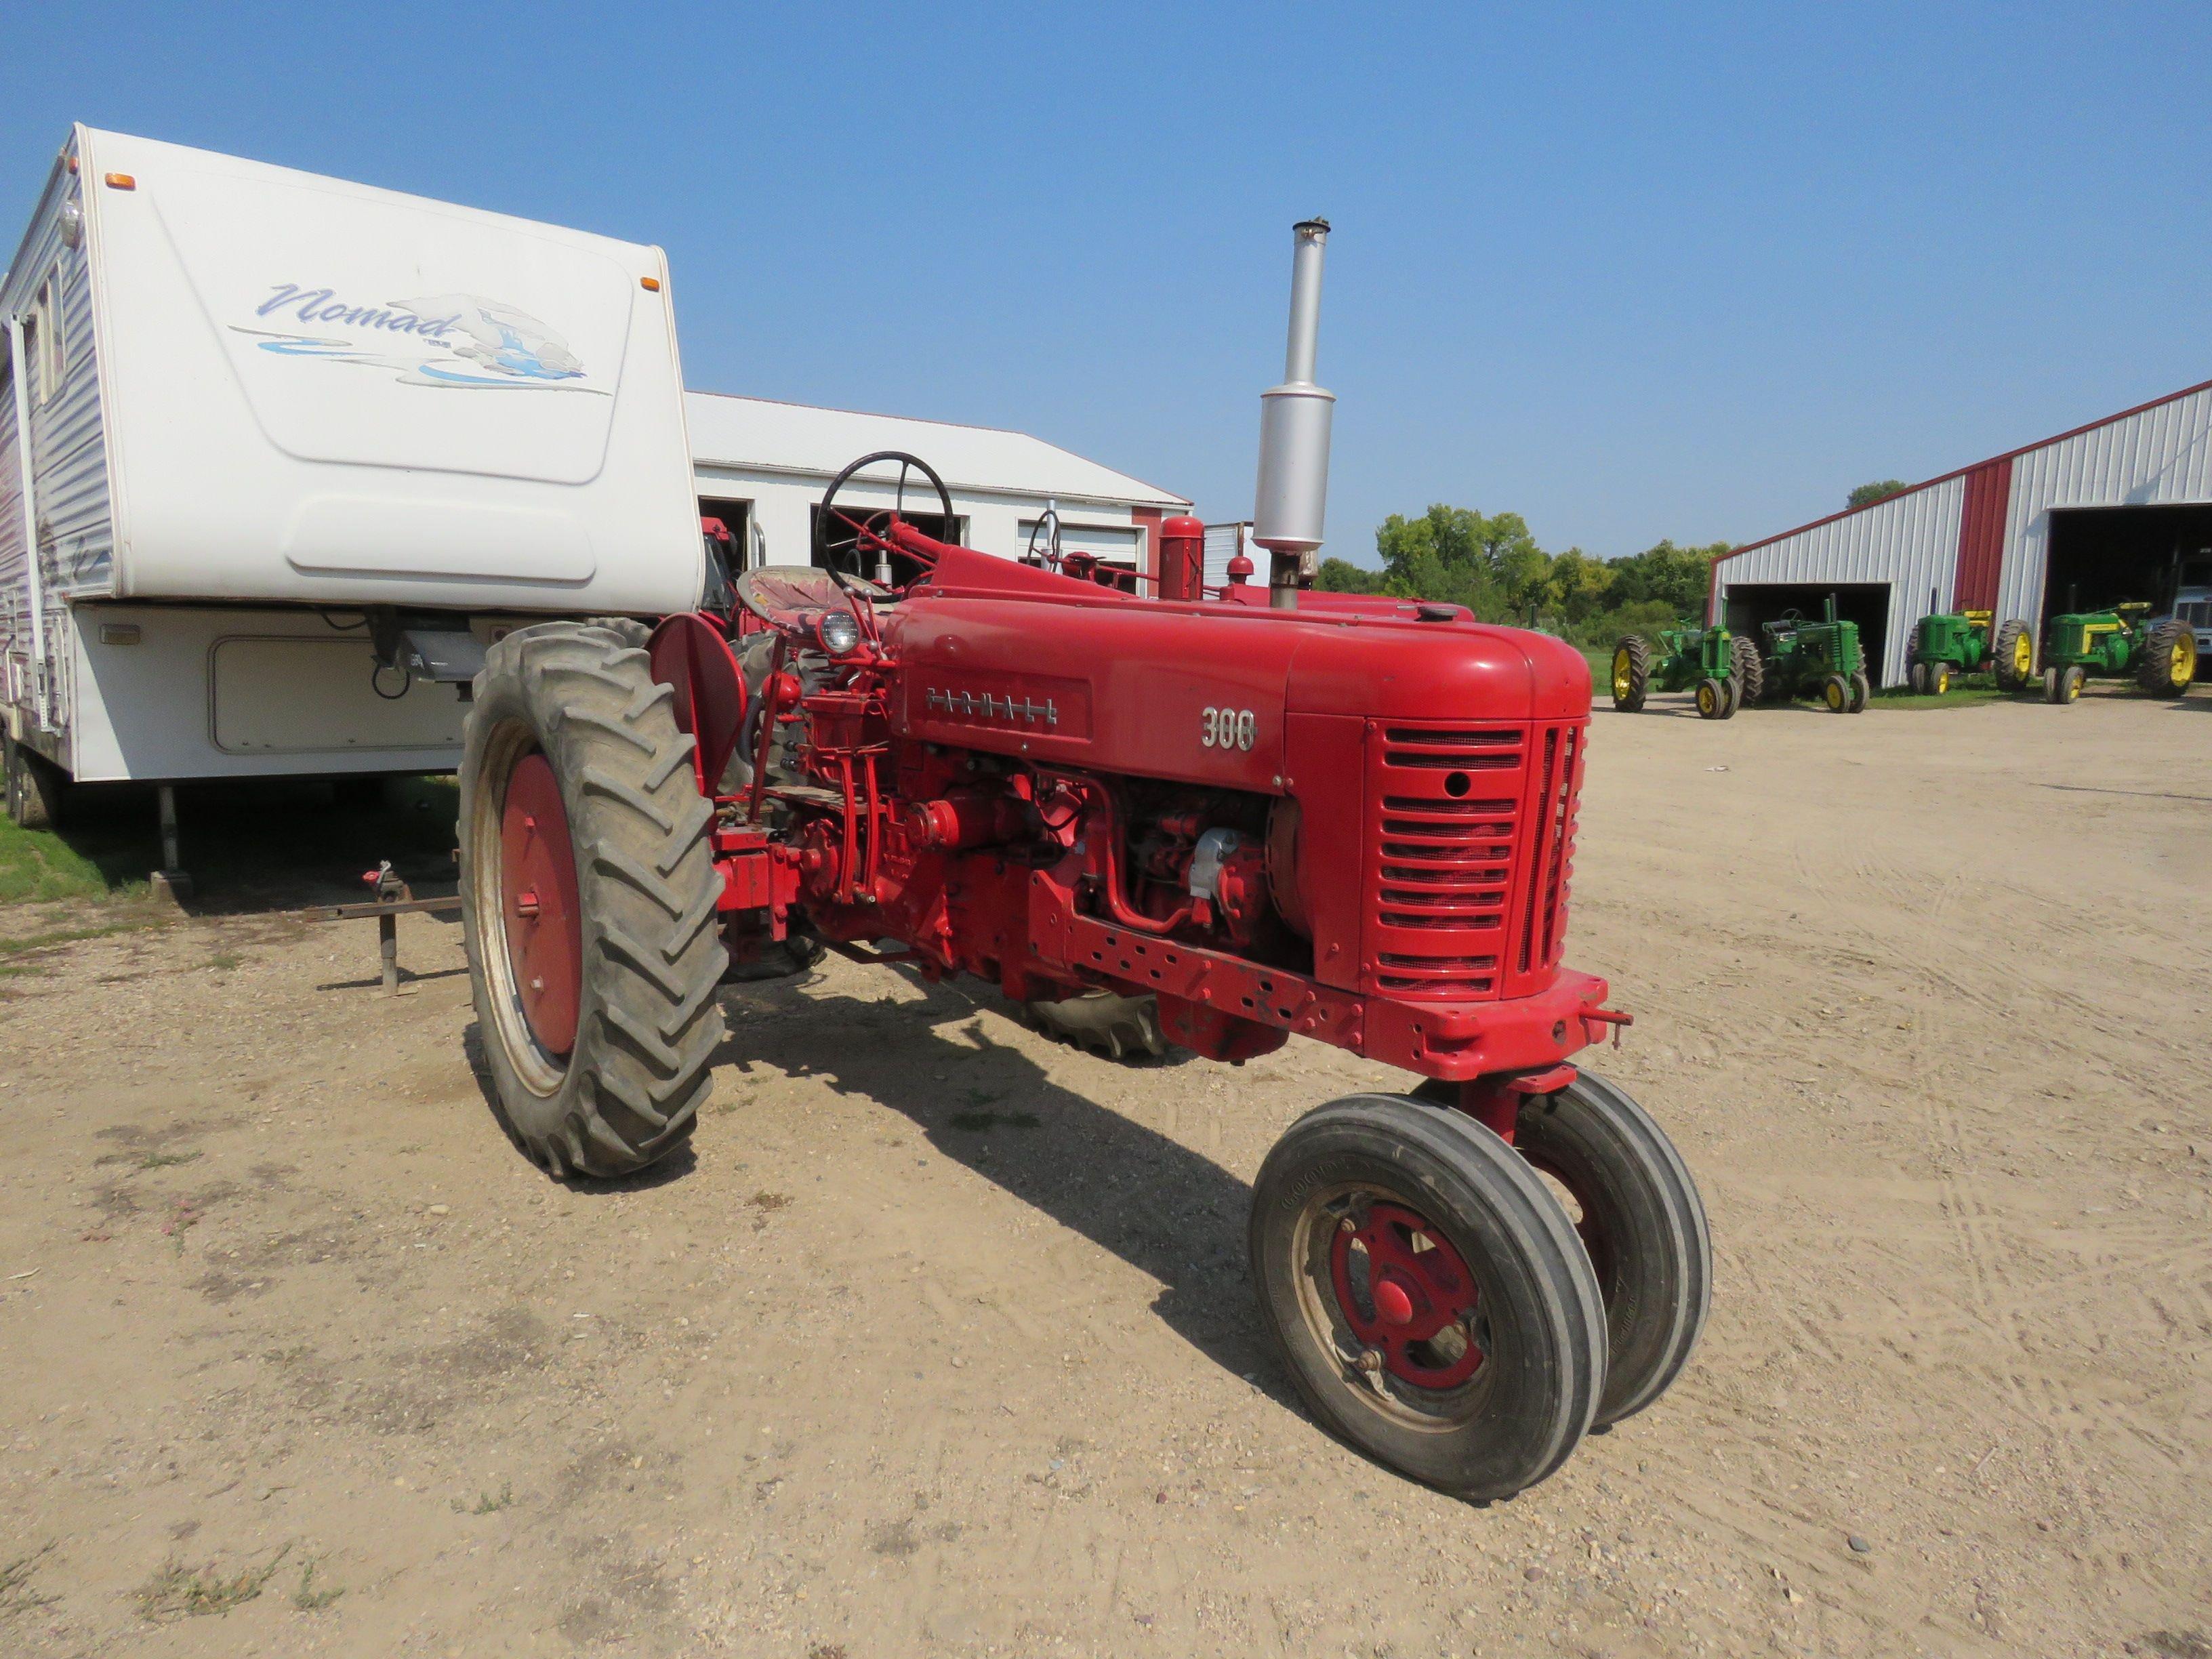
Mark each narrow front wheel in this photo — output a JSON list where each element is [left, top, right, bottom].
[[1249, 1095, 1605, 1500], [1414, 1075, 1709, 1425]]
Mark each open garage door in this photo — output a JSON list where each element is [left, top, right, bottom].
[[1721, 583, 1893, 686], [2043, 503, 2212, 619]]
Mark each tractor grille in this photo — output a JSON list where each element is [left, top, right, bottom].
[[1364, 720, 1585, 1001]]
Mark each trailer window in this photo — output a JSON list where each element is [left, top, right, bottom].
[[28, 274, 64, 405]]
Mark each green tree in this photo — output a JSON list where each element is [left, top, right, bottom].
[[1315, 556, 1386, 594], [1847, 479, 1910, 508]]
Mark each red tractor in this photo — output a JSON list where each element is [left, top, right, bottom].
[[455, 452, 1708, 1500]]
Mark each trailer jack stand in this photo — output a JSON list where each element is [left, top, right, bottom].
[[149, 784, 194, 904], [322, 862, 461, 996]]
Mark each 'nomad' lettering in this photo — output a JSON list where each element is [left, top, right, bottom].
[[255, 284, 456, 338]]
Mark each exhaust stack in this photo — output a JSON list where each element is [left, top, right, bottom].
[[1252, 218, 1335, 611]]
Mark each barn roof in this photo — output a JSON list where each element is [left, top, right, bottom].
[[684, 391, 1189, 510]]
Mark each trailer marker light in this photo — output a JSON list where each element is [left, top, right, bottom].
[[639, 276, 661, 291], [104, 173, 136, 190]]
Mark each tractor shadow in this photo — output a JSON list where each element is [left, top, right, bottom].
[[711, 974, 1290, 1398]]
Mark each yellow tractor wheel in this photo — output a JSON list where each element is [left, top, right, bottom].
[[1822, 674, 1850, 713], [2136, 619, 2198, 697]]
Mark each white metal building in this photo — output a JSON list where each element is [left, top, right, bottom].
[[684, 391, 1189, 582], [1708, 378, 2212, 685]]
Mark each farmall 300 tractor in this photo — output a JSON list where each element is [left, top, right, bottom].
[[457, 222, 1709, 1500]]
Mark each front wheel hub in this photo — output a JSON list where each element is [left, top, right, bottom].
[[1330, 1202, 1483, 1389]]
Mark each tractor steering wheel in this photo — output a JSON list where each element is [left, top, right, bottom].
[[818, 450, 957, 584]]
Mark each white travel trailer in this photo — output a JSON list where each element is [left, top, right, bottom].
[[0, 127, 705, 853]]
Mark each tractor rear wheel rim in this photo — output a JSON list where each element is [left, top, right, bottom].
[[1611, 647, 1633, 701], [1316, 1194, 1486, 1395], [497, 750, 583, 1063]]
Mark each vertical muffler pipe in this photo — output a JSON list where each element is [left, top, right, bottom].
[[1253, 218, 1335, 611]]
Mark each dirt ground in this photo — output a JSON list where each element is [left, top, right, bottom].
[[0, 687, 2207, 1658]]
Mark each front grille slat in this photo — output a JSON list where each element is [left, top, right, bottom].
[[1363, 716, 1586, 1004]]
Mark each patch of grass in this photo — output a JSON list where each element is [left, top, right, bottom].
[[136, 1542, 291, 1621], [0, 1541, 59, 1616], [136, 1150, 201, 1171], [1868, 684, 2015, 712], [451, 1482, 514, 1515], [0, 963, 41, 979], [949, 1109, 1042, 1132], [209, 951, 242, 971], [0, 815, 144, 904], [290, 1559, 344, 1612]]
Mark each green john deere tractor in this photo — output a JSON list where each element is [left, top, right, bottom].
[[1760, 597, 1869, 714], [2036, 602, 2198, 704], [1904, 591, 2036, 695], [1611, 621, 1763, 720]]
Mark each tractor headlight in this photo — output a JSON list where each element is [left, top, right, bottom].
[[815, 611, 861, 656]]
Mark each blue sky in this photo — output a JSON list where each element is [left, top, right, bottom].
[[6, 3, 2207, 564]]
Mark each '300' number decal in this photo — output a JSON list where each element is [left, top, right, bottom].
[[1202, 707, 1256, 751]]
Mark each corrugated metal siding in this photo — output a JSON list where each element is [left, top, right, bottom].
[[1711, 476, 1965, 684], [1998, 386, 2212, 627], [0, 377, 23, 699], [4, 154, 114, 604]]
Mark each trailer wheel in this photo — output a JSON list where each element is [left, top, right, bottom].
[[1024, 989, 1166, 1061], [1847, 672, 1870, 713], [3, 735, 66, 830], [1820, 674, 1850, 713], [1728, 635, 1764, 705], [1249, 1094, 1605, 1500], [1414, 1073, 1708, 1425], [1694, 678, 1726, 720], [458, 622, 726, 1179], [1993, 619, 2035, 691], [2137, 618, 2198, 696], [1610, 637, 1651, 712]]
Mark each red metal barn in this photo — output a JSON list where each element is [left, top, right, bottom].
[[1707, 380, 2212, 686]]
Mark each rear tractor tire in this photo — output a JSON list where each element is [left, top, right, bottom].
[[2137, 618, 2198, 697], [1729, 635, 1765, 706], [1023, 988, 1167, 1061], [1993, 619, 2035, 692], [1249, 1094, 1606, 1500], [458, 621, 727, 1180], [1611, 636, 1652, 713], [1414, 1073, 1710, 1426]]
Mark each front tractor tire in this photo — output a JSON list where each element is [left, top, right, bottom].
[[2137, 618, 2198, 696], [1414, 1073, 1709, 1426], [1611, 636, 1652, 712], [459, 623, 726, 1180], [1250, 1095, 1605, 1500]]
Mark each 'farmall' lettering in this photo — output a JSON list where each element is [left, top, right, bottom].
[[256, 284, 457, 337]]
